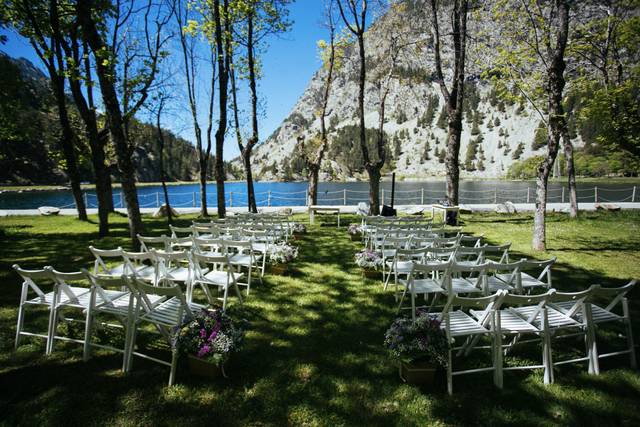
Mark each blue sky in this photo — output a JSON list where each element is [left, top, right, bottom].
[[0, 0, 326, 160]]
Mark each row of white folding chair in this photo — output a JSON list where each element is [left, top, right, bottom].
[[13, 264, 211, 385], [395, 258, 556, 313], [90, 245, 249, 305], [427, 280, 636, 394]]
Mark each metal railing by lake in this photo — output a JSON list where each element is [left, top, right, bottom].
[[83, 185, 639, 209]]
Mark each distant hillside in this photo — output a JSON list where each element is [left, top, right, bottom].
[[239, 0, 587, 181], [0, 52, 205, 185]]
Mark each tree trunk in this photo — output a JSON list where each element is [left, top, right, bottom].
[[532, 0, 570, 251], [213, 0, 230, 218], [199, 160, 209, 217], [368, 167, 381, 214], [157, 107, 172, 224], [77, 0, 143, 248], [445, 117, 462, 205], [51, 73, 87, 221], [242, 150, 257, 212], [562, 131, 578, 218], [308, 165, 320, 206]]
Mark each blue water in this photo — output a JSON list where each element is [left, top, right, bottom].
[[0, 180, 637, 209]]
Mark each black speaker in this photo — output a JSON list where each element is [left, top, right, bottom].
[[381, 205, 397, 217]]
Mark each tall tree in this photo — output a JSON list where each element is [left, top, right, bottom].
[[176, 0, 216, 217], [428, 0, 468, 208], [338, 0, 386, 214], [154, 92, 173, 224], [4, 0, 88, 221], [491, 0, 572, 250], [213, 0, 231, 218], [299, 0, 341, 207]]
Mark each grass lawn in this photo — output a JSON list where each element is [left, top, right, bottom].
[[0, 210, 639, 426]]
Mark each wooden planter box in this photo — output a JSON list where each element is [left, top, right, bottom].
[[270, 263, 289, 275], [350, 233, 361, 241], [187, 355, 223, 379], [361, 269, 380, 279], [399, 361, 437, 385], [293, 233, 305, 241]]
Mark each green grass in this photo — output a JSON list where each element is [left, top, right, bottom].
[[0, 211, 639, 426]]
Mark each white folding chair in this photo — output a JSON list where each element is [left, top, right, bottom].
[[397, 261, 451, 318], [485, 260, 525, 294], [124, 276, 207, 385], [448, 261, 488, 296], [137, 234, 169, 252], [553, 281, 636, 372], [191, 252, 244, 310], [89, 246, 126, 277], [518, 257, 556, 292], [46, 267, 93, 355], [471, 290, 556, 387], [383, 247, 430, 293], [122, 250, 157, 282], [153, 249, 193, 289], [435, 290, 507, 395], [13, 264, 60, 352], [225, 240, 262, 294], [482, 243, 511, 263], [169, 224, 193, 238]]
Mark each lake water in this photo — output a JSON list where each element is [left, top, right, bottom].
[[0, 180, 637, 209]]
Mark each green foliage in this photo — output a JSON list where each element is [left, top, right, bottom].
[[512, 142, 525, 160], [395, 110, 408, 124], [470, 112, 481, 136], [326, 125, 387, 174], [436, 106, 447, 129], [532, 123, 547, 151], [464, 136, 482, 171], [436, 146, 446, 163], [417, 94, 439, 128]]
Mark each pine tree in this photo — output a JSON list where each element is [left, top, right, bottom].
[[436, 106, 447, 129]]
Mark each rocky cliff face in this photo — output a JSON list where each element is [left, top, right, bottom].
[[242, 0, 581, 181]]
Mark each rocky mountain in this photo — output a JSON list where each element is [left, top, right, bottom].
[[242, 0, 583, 181]]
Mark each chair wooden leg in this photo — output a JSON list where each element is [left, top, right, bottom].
[[46, 306, 59, 355], [493, 315, 503, 389], [543, 332, 554, 385], [447, 347, 453, 395], [169, 349, 178, 386], [15, 303, 26, 350]]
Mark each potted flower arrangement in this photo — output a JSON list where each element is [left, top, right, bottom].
[[348, 223, 362, 241], [269, 243, 299, 275], [292, 223, 307, 240], [174, 309, 246, 378], [384, 311, 448, 385], [354, 249, 382, 279]]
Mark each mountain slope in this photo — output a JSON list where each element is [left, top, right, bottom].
[[243, 1, 582, 181]]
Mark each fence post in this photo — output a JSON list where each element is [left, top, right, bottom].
[[494, 187, 498, 204], [561, 186, 565, 203], [633, 186, 636, 203], [267, 191, 271, 207], [526, 187, 530, 204], [421, 188, 424, 205], [193, 192, 196, 207], [594, 186, 598, 203], [156, 192, 160, 207], [305, 189, 309, 206], [343, 189, 347, 205], [83, 192, 88, 209], [229, 191, 233, 208], [382, 188, 385, 205], [119, 192, 124, 209]]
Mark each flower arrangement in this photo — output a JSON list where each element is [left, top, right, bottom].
[[383, 311, 449, 367], [354, 249, 382, 269], [269, 243, 299, 264], [174, 309, 246, 367], [292, 223, 307, 234], [348, 223, 362, 235]]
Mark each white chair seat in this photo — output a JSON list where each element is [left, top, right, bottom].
[[228, 254, 261, 266], [28, 286, 91, 305], [486, 276, 514, 291], [439, 310, 489, 337], [518, 272, 547, 288], [471, 309, 539, 333], [102, 264, 129, 276], [455, 260, 480, 267], [554, 301, 621, 323], [385, 260, 414, 273], [96, 292, 165, 316], [138, 297, 206, 326], [449, 278, 483, 294], [381, 249, 396, 258], [252, 243, 271, 253], [512, 306, 580, 328], [399, 278, 444, 294], [202, 270, 244, 286], [164, 267, 191, 282]]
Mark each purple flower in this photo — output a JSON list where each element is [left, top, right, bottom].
[[197, 345, 211, 358]]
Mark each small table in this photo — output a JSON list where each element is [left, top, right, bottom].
[[431, 204, 460, 226], [309, 206, 341, 227]]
